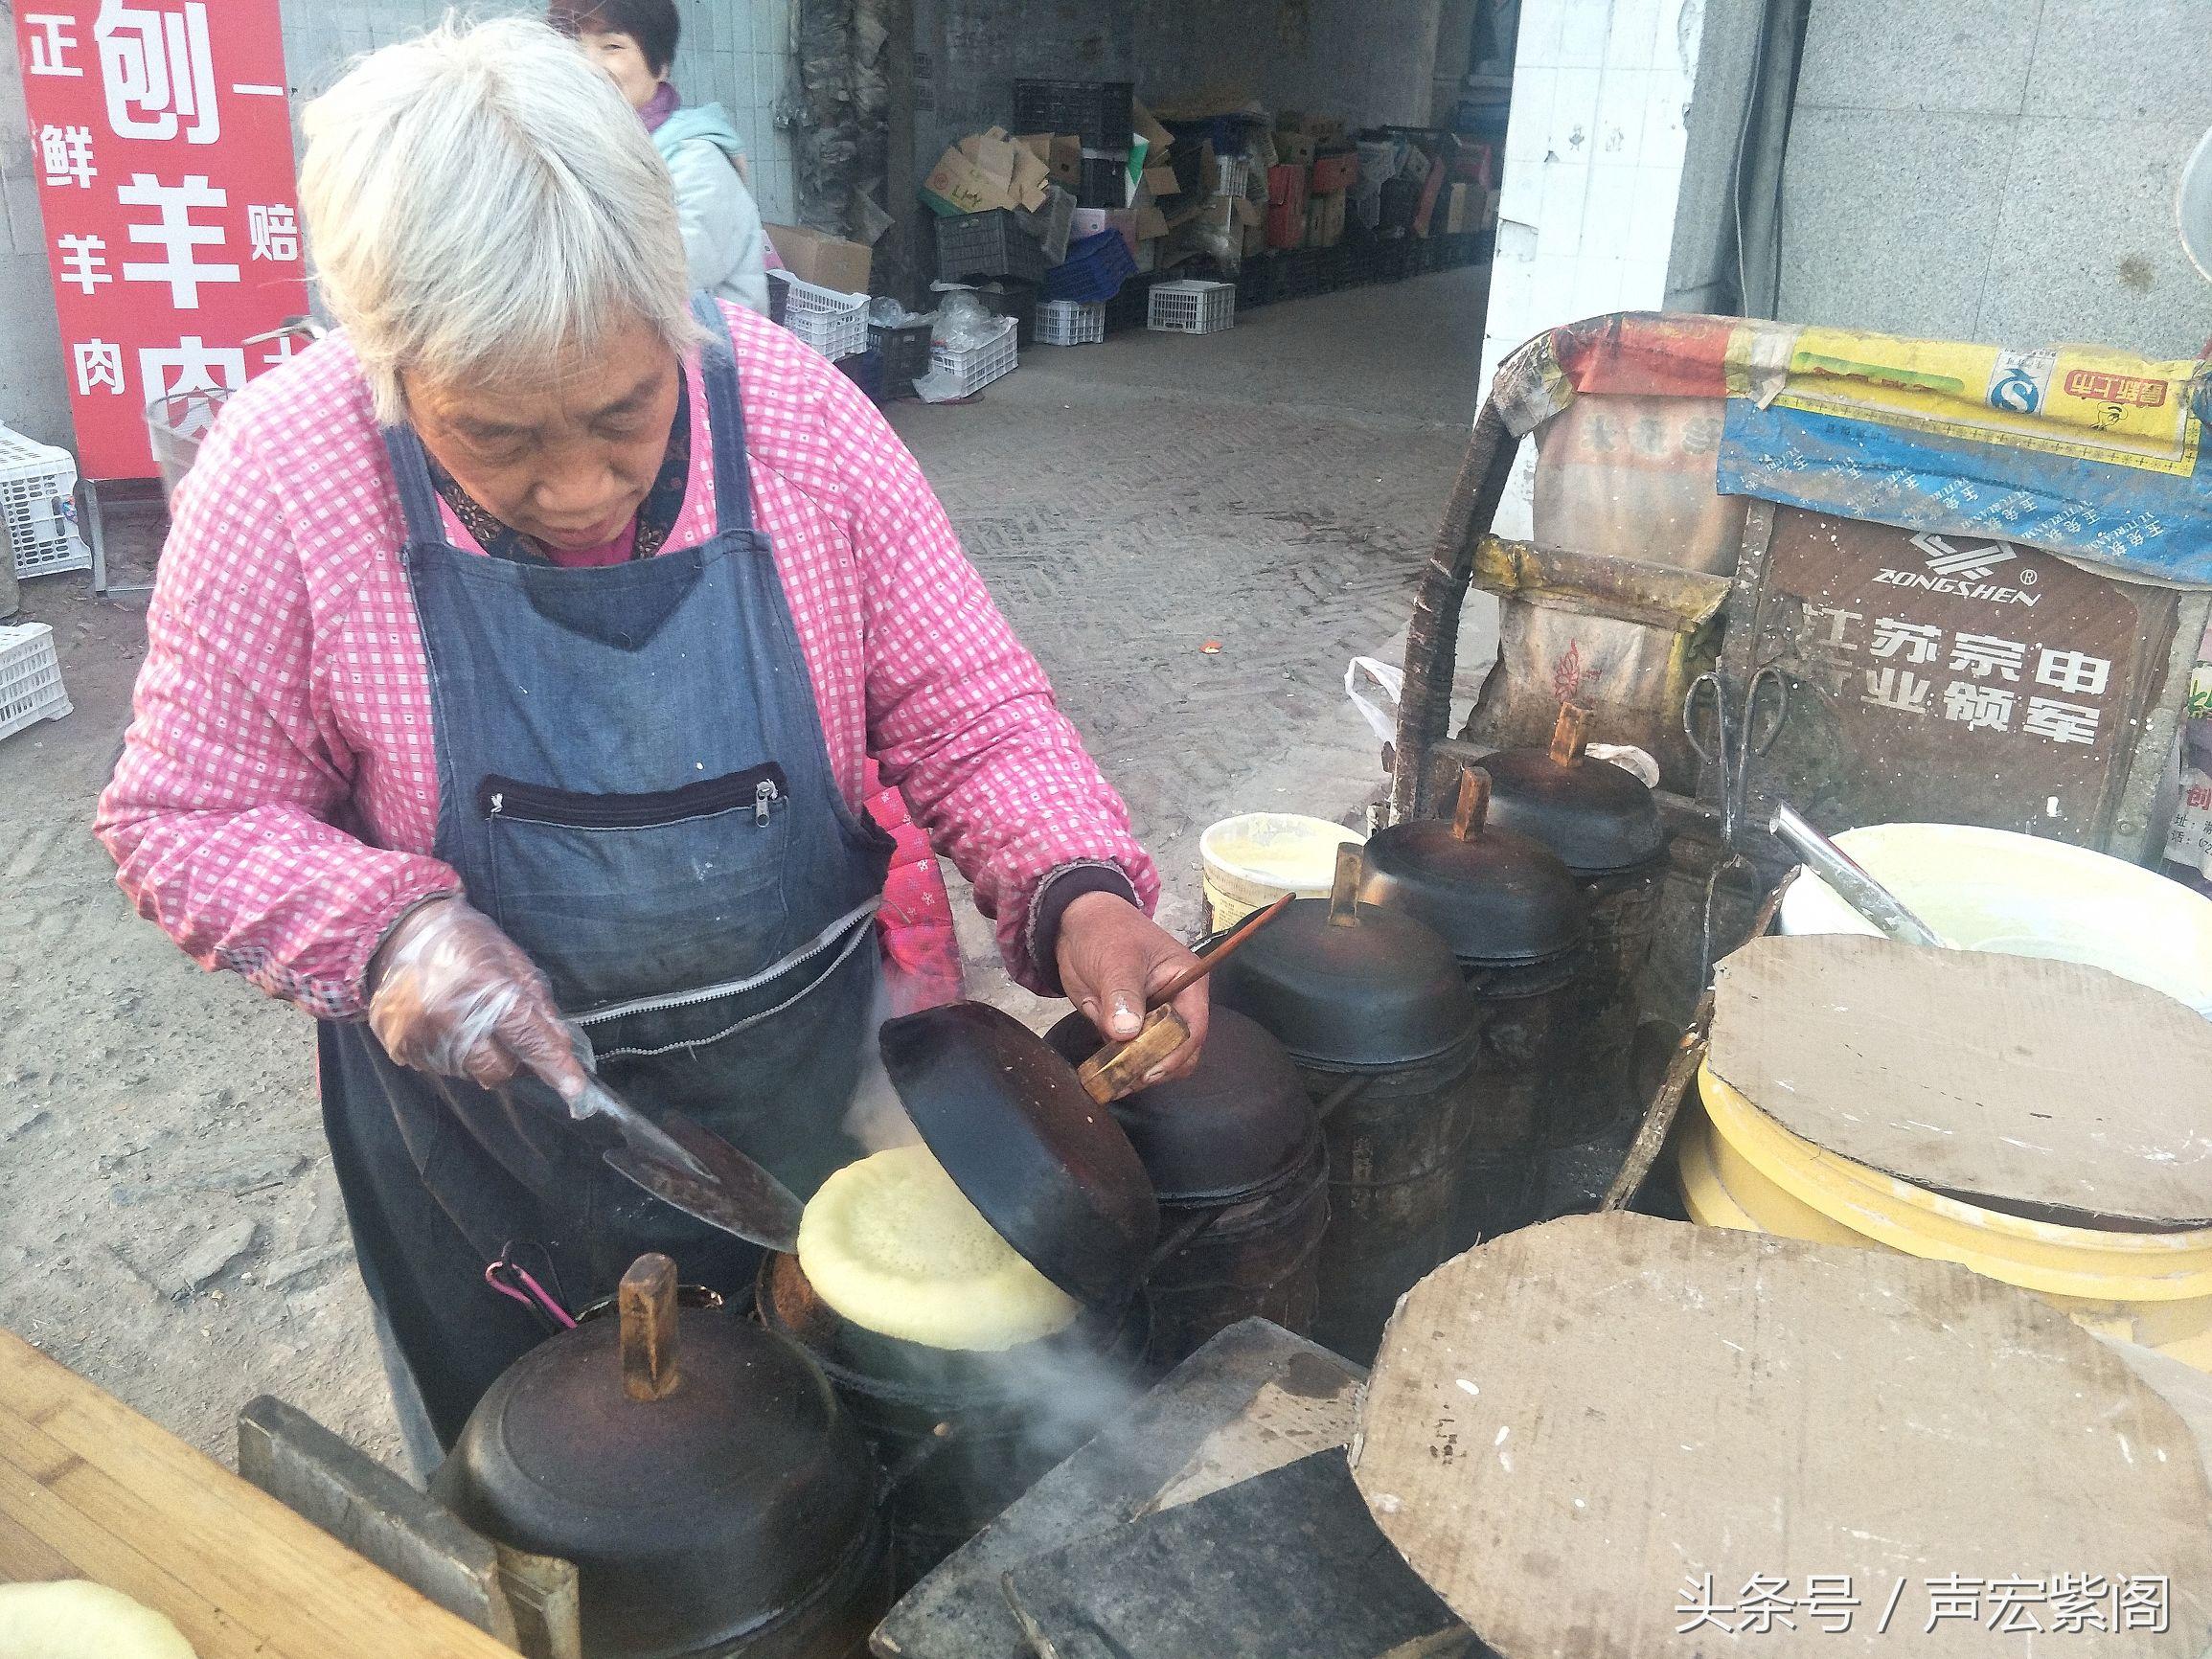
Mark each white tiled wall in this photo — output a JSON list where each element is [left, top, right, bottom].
[[1481, 0, 1704, 535], [278, 0, 800, 225]]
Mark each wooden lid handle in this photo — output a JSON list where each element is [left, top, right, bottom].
[[1078, 1007, 1192, 1103], [620, 1253, 680, 1401], [1550, 702, 1591, 766], [1327, 842, 1362, 927], [1452, 767, 1492, 841]]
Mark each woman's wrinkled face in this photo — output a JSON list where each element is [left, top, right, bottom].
[[579, 28, 661, 109], [403, 312, 681, 554]]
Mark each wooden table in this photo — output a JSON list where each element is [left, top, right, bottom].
[[0, 1328, 516, 1658]]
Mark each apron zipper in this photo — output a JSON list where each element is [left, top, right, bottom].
[[479, 762, 788, 830], [572, 897, 881, 1028]]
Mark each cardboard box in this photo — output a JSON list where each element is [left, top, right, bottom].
[[1242, 221, 1267, 258], [1132, 99, 1174, 158], [1274, 130, 1317, 169], [1310, 151, 1358, 195], [1142, 165, 1179, 199], [1020, 132, 1083, 191], [1304, 190, 1346, 248], [1134, 203, 1170, 240], [763, 224, 872, 293], [1266, 196, 1304, 249], [1444, 182, 1471, 235]]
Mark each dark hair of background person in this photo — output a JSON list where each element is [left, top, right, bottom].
[[546, 0, 681, 78]]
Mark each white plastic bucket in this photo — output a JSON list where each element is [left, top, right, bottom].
[[1198, 812, 1365, 931], [1777, 822, 2212, 1018]]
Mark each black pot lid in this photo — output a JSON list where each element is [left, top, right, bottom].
[[878, 1000, 1161, 1309], [1046, 1007, 1319, 1202], [1209, 845, 1475, 1070], [435, 1293, 875, 1657], [1358, 770, 1589, 967], [1480, 704, 1666, 877]]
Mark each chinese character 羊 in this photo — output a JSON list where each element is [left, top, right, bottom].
[[38, 125, 97, 190], [96, 0, 221, 145], [56, 234, 115, 296], [117, 173, 239, 307]]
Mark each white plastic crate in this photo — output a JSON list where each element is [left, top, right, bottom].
[[1035, 300, 1106, 347], [928, 317, 1019, 397], [1214, 155, 1254, 200], [770, 272, 870, 361], [0, 623, 71, 743], [1147, 280, 1237, 336], [0, 425, 91, 580]]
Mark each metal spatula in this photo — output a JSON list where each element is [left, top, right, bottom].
[[562, 1027, 805, 1254]]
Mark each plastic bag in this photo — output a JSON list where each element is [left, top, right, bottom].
[[1345, 655, 1403, 743], [931, 291, 999, 350], [869, 295, 924, 327]]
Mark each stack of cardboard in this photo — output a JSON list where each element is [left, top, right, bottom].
[[1268, 116, 1354, 250], [922, 127, 1054, 217]]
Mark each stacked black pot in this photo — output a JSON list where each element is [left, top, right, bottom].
[[1357, 766, 1590, 1247], [1210, 843, 1478, 1362], [1050, 1006, 1331, 1371], [1476, 704, 1669, 1145]]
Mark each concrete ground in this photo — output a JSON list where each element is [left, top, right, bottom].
[[0, 263, 1494, 1466]]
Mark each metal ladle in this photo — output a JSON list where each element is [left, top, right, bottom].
[[1767, 802, 1950, 948]]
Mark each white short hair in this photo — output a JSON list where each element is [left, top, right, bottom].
[[299, 15, 702, 424]]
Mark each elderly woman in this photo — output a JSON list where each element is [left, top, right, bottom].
[[96, 17, 1205, 1458], [550, 0, 770, 315]]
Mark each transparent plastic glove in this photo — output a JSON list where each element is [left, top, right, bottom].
[[366, 897, 588, 1101]]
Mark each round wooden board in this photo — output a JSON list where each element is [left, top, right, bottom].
[[1708, 935, 2212, 1228], [1351, 1215, 2212, 1657]]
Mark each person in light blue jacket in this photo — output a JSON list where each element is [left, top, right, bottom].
[[550, 0, 770, 315]]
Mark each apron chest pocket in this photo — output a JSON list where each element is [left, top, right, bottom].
[[477, 762, 793, 1008]]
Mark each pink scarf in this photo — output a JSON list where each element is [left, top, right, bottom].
[[639, 80, 678, 131]]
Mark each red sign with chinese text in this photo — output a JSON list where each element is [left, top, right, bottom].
[[15, 1, 309, 479]]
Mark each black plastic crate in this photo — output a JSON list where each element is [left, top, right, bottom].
[[1076, 151, 1131, 209], [1378, 238, 1416, 283], [935, 210, 1048, 284], [1103, 273, 1158, 334], [1013, 79, 1134, 149], [869, 319, 932, 386], [1311, 244, 1351, 291], [836, 348, 885, 403], [966, 278, 1039, 347], [1380, 177, 1423, 235], [1235, 255, 1282, 309], [1277, 247, 1321, 300]]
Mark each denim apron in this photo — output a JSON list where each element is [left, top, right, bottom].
[[319, 297, 892, 1445]]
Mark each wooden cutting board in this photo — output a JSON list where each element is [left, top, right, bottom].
[[0, 1328, 515, 1658]]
